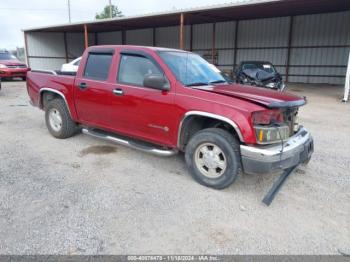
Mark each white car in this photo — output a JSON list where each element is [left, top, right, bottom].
[[61, 57, 81, 72]]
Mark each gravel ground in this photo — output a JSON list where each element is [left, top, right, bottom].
[[0, 81, 349, 255]]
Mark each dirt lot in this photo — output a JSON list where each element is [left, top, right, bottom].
[[0, 80, 349, 255]]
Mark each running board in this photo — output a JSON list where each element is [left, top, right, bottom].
[[82, 128, 178, 157]]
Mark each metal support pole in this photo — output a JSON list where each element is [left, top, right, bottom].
[[152, 28, 156, 46], [109, 0, 112, 18], [212, 23, 216, 65], [67, 0, 71, 23], [285, 16, 294, 83], [94, 32, 98, 45], [179, 13, 185, 50], [122, 30, 126, 45], [342, 51, 350, 102], [84, 24, 88, 49], [233, 20, 239, 70], [23, 32, 29, 67], [189, 24, 193, 51], [63, 32, 68, 62]]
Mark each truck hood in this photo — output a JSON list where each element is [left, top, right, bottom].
[[193, 83, 306, 108], [0, 59, 26, 66]]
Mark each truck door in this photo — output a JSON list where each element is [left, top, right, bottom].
[[73, 49, 116, 129], [108, 51, 177, 147]]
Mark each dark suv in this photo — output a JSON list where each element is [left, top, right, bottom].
[[236, 61, 285, 91]]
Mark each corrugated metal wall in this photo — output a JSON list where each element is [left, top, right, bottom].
[[26, 32, 95, 70], [25, 10, 350, 84], [155, 25, 191, 49], [126, 28, 153, 46], [216, 21, 236, 69], [98, 31, 122, 45], [26, 32, 66, 70], [289, 11, 350, 84], [67, 33, 95, 59], [236, 17, 290, 79]]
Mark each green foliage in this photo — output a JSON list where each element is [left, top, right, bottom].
[[95, 4, 123, 19]]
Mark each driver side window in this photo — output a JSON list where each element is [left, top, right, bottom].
[[117, 54, 162, 87]]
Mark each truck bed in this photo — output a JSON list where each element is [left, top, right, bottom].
[[27, 70, 75, 109]]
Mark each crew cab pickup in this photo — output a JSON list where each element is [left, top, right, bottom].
[[27, 45, 313, 189]]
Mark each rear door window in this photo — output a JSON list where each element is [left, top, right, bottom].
[[84, 53, 113, 80], [117, 54, 162, 87]]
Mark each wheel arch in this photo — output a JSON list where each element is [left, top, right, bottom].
[[39, 88, 72, 117], [177, 111, 244, 151]]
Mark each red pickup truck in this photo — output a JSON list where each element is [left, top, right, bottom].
[[27, 45, 313, 189]]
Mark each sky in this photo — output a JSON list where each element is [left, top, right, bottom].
[[0, 0, 238, 49]]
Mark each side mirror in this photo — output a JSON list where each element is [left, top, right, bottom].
[[143, 74, 170, 91]]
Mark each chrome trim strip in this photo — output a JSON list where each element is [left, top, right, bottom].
[[177, 111, 244, 148], [82, 128, 178, 157], [39, 88, 72, 117], [31, 69, 57, 75], [240, 127, 311, 162]]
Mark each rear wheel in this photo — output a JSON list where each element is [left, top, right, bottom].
[[185, 128, 241, 189], [45, 98, 78, 139]]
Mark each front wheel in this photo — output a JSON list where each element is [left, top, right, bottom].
[[185, 128, 241, 189]]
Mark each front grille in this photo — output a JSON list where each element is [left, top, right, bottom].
[[6, 65, 26, 68]]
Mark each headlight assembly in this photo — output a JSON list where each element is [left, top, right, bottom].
[[254, 124, 290, 144], [265, 82, 276, 88]]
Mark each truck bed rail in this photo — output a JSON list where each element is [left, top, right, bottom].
[[31, 70, 76, 76]]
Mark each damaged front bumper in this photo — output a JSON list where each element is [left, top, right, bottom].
[[240, 127, 313, 175]]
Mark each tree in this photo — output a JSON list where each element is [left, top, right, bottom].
[[95, 4, 123, 19]]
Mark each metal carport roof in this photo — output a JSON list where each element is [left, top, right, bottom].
[[23, 0, 350, 33]]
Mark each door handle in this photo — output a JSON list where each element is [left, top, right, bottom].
[[113, 88, 124, 96], [79, 82, 88, 89]]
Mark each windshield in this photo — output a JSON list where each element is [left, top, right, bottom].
[[158, 51, 226, 86], [0, 53, 17, 60], [242, 63, 276, 74]]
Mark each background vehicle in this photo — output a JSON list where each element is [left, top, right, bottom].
[[0, 50, 30, 80], [236, 61, 285, 91], [26, 45, 313, 189], [61, 57, 81, 72]]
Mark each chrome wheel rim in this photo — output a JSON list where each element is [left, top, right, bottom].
[[49, 108, 62, 132], [194, 143, 227, 178]]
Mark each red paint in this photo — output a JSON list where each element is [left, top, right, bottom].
[[26, 45, 306, 148], [0, 59, 30, 78]]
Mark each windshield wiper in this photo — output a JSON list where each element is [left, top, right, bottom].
[[185, 82, 209, 87], [209, 80, 227, 84]]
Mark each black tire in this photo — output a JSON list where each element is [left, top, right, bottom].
[[185, 128, 241, 189], [45, 98, 78, 139]]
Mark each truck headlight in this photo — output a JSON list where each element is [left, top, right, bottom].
[[265, 82, 276, 88], [252, 109, 289, 144], [254, 124, 290, 144], [0, 64, 7, 69]]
